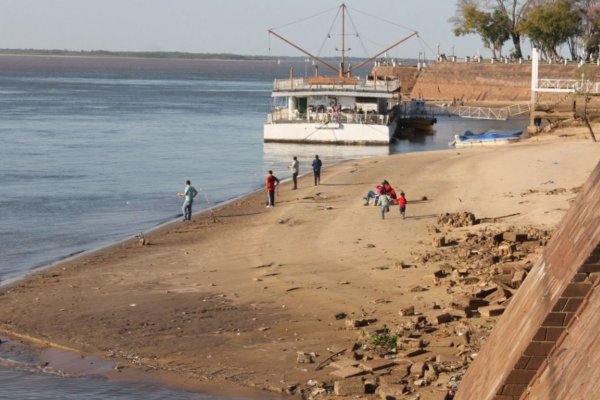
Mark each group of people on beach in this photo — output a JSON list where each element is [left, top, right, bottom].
[[175, 154, 321, 218], [264, 154, 322, 208], [176, 155, 322, 219], [363, 180, 407, 220], [177, 157, 406, 220]]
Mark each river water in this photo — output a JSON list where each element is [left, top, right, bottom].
[[0, 55, 526, 398]]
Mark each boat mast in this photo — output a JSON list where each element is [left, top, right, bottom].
[[340, 3, 346, 78], [269, 3, 418, 78]]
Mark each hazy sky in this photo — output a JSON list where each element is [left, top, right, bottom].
[[0, 0, 496, 59]]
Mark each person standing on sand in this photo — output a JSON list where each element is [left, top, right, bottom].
[[290, 156, 299, 190], [177, 180, 198, 221], [377, 192, 391, 219], [266, 170, 280, 208], [312, 155, 322, 186], [398, 192, 407, 219]]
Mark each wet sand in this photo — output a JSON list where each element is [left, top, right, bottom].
[[0, 127, 599, 398]]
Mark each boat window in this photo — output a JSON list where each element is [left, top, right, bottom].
[[297, 97, 308, 113], [356, 97, 377, 103]]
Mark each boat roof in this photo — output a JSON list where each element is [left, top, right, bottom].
[[271, 77, 401, 98]]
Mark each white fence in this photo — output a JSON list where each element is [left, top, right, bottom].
[[438, 103, 531, 120]]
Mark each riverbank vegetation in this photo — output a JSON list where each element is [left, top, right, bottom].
[[452, 0, 600, 62]]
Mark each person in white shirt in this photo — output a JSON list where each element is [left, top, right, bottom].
[[289, 156, 299, 190]]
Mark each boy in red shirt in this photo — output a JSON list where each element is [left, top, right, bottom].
[[266, 170, 280, 208], [398, 192, 407, 219]]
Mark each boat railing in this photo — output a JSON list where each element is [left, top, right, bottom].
[[268, 109, 389, 125], [272, 77, 400, 93]]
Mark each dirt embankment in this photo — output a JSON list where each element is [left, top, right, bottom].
[[374, 62, 600, 107]]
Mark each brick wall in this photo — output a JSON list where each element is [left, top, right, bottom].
[[455, 160, 600, 400]]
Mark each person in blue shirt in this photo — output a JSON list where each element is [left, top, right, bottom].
[[312, 155, 322, 186], [177, 180, 198, 221]]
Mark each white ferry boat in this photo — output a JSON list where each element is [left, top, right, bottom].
[[264, 4, 417, 145], [265, 75, 401, 145]]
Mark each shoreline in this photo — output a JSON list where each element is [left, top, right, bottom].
[[1, 128, 599, 398], [0, 163, 310, 290], [0, 182, 267, 289]]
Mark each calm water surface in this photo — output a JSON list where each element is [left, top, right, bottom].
[[0, 55, 526, 398]]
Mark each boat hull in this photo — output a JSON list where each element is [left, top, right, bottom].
[[451, 130, 523, 147], [453, 137, 520, 147], [264, 122, 391, 145]]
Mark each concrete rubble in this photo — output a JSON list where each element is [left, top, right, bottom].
[[291, 212, 552, 399]]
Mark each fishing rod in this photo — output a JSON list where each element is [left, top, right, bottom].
[[198, 187, 220, 223]]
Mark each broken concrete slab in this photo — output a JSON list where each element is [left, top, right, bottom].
[[376, 382, 406, 400], [329, 357, 359, 369], [399, 305, 416, 316], [330, 366, 365, 379], [478, 305, 506, 317], [503, 232, 528, 243], [359, 358, 397, 372], [333, 377, 365, 396]]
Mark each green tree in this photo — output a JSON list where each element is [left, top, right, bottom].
[[494, 0, 536, 59], [520, 0, 581, 60], [577, 0, 600, 60], [452, 1, 511, 58], [452, 0, 535, 59]]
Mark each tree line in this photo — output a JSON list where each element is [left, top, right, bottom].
[[451, 0, 600, 61]]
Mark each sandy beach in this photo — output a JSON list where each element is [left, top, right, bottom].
[[1, 127, 599, 398]]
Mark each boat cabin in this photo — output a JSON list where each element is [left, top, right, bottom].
[[267, 74, 401, 127]]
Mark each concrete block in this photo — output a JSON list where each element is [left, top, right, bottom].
[[410, 361, 425, 378], [479, 305, 505, 317], [433, 236, 446, 248], [334, 377, 365, 396], [399, 305, 415, 316], [503, 232, 528, 242], [434, 312, 453, 324], [296, 352, 314, 363], [377, 382, 406, 400], [511, 270, 527, 288]]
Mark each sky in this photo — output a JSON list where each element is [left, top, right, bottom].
[[0, 0, 496, 59]]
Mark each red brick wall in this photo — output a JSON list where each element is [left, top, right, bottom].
[[455, 160, 600, 400]]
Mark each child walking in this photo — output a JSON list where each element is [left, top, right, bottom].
[[398, 192, 407, 219], [377, 193, 391, 219]]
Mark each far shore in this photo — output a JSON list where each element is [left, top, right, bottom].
[[1, 124, 599, 398]]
